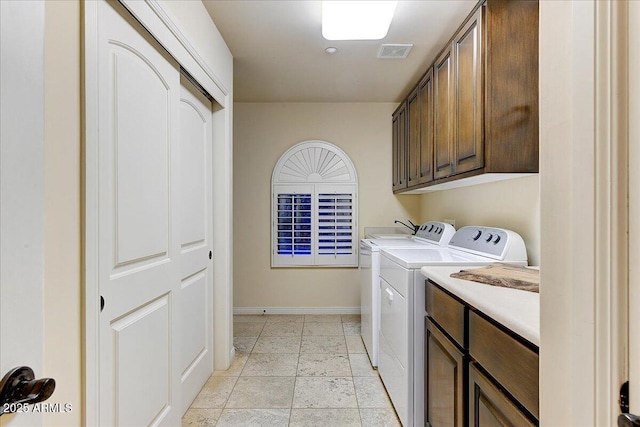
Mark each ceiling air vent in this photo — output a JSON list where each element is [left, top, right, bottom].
[[377, 44, 413, 59]]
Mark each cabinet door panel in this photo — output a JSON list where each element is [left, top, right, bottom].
[[398, 104, 407, 189], [392, 102, 408, 192], [434, 46, 454, 179], [469, 364, 535, 427], [454, 7, 484, 174], [426, 320, 464, 427], [407, 87, 420, 187], [419, 69, 434, 184], [392, 110, 400, 191], [469, 311, 539, 418]]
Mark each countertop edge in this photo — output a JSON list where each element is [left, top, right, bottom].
[[420, 265, 540, 347]]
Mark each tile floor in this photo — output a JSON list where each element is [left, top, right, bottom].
[[182, 314, 401, 426]]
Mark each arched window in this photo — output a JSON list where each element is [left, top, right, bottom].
[[271, 140, 358, 267]]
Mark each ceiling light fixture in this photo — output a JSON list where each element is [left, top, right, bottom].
[[325, 47, 338, 54], [322, 1, 398, 41]]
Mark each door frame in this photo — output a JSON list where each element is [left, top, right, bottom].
[[593, 1, 629, 423], [540, 0, 634, 424], [83, 1, 233, 424], [628, 0, 640, 413]]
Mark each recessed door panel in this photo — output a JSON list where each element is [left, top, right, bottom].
[[426, 321, 464, 427], [112, 45, 170, 266], [454, 8, 483, 174], [112, 296, 171, 426], [180, 270, 207, 374], [434, 47, 454, 179], [180, 98, 207, 250]]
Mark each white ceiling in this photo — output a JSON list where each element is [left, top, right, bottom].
[[203, 0, 478, 103]]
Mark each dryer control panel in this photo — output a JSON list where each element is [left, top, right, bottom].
[[448, 226, 527, 262], [414, 221, 456, 246]]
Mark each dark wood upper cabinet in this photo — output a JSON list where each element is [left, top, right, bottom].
[[484, 0, 539, 172], [454, 7, 484, 175], [392, 107, 399, 191], [407, 86, 421, 187], [392, 101, 408, 192], [418, 69, 435, 184], [434, 47, 454, 180], [392, 0, 539, 193]]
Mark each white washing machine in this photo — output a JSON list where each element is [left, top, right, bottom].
[[377, 226, 528, 427], [359, 221, 455, 368]]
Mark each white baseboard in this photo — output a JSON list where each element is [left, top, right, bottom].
[[233, 306, 361, 315]]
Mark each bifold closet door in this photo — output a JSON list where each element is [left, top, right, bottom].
[[97, 1, 181, 425], [178, 76, 214, 414]]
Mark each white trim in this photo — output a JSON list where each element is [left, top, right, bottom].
[[401, 173, 537, 194], [118, 0, 228, 105], [628, 0, 640, 413], [234, 307, 361, 315], [83, 2, 100, 425], [212, 93, 234, 371], [594, 1, 628, 423]]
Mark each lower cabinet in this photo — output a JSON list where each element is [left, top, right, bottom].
[[469, 364, 534, 427], [426, 319, 465, 427], [425, 281, 539, 427]]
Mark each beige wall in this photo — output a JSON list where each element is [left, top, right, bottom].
[[233, 102, 540, 309], [418, 176, 540, 265], [44, 1, 82, 425], [234, 103, 421, 309]]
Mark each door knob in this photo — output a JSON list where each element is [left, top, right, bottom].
[[619, 414, 640, 427], [0, 366, 55, 415]]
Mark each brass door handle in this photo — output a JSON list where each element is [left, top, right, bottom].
[[0, 366, 55, 415]]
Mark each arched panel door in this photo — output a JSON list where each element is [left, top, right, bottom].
[[178, 76, 214, 414], [97, 2, 181, 425]]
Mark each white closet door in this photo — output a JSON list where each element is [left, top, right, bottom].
[[0, 1, 45, 426], [178, 76, 214, 414], [97, 2, 181, 425]]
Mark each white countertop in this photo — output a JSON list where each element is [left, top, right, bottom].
[[420, 265, 540, 347]]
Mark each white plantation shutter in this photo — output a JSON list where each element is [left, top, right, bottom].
[[272, 141, 358, 267], [272, 186, 314, 266], [317, 187, 356, 265]]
